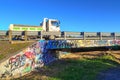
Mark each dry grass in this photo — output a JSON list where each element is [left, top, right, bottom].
[[0, 41, 34, 61]]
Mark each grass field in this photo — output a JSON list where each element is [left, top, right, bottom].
[[14, 53, 119, 80], [0, 41, 34, 60]]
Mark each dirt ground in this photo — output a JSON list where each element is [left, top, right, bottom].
[[49, 50, 120, 80], [62, 50, 120, 60]]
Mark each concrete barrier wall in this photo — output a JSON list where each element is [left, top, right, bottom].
[[0, 40, 120, 79], [46, 40, 120, 49], [0, 40, 56, 79]]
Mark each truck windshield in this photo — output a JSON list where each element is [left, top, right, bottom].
[[51, 21, 59, 27]]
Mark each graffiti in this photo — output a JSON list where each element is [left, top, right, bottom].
[[1, 40, 120, 79], [1, 70, 11, 78], [45, 40, 120, 49], [46, 40, 72, 49], [9, 55, 20, 71], [112, 40, 120, 45], [43, 53, 56, 65], [23, 60, 32, 73], [35, 53, 44, 67], [0, 40, 57, 79], [8, 54, 26, 71], [76, 40, 84, 47], [94, 40, 108, 46]]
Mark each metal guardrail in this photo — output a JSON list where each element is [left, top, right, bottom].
[[0, 30, 8, 35], [0, 30, 120, 41]]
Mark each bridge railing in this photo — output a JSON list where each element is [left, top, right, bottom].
[[0, 30, 120, 42]]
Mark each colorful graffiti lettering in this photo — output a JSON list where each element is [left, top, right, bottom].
[[8, 54, 26, 71], [112, 40, 120, 45]]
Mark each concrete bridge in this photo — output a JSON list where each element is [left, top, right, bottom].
[[45, 40, 120, 49], [0, 40, 120, 79], [1, 30, 120, 41]]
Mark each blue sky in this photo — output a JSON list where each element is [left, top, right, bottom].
[[0, 0, 120, 32]]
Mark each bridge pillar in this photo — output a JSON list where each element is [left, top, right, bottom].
[[54, 51, 62, 59]]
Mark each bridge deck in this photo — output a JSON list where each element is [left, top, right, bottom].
[[0, 30, 120, 41], [39, 40, 120, 50]]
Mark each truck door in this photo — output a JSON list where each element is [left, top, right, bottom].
[[48, 19, 60, 32]]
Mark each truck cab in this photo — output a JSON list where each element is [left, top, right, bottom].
[[40, 18, 60, 32]]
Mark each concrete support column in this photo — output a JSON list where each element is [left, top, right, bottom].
[[55, 51, 62, 59]]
